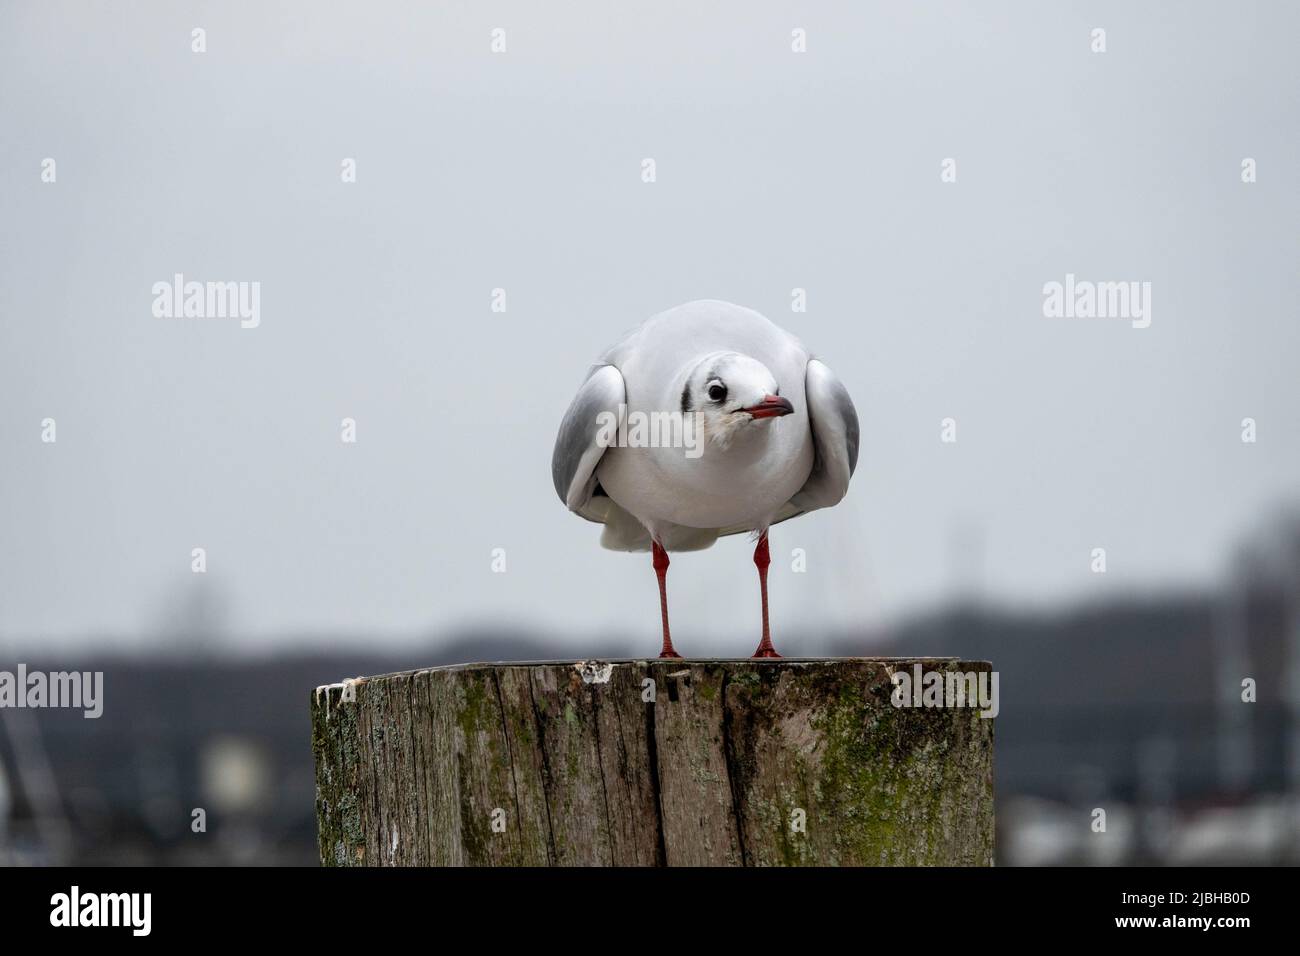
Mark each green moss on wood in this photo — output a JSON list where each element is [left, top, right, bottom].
[[313, 659, 994, 866]]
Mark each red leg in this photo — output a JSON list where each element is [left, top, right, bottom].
[[750, 532, 781, 658], [653, 541, 681, 659]]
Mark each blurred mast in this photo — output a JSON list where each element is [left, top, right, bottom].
[[1284, 522, 1300, 809], [0, 709, 73, 863], [1214, 547, 1254, 793]]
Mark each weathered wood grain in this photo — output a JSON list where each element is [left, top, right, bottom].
[[312, 659, 995, 866]]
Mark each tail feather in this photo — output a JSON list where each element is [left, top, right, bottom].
[[597, 499, 720, 553]]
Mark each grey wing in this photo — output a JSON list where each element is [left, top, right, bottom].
[[551, 364, 626, 513], [789, 359, 859, 512]]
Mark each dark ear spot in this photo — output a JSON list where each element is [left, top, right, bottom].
[[680, 382, 693, 413]]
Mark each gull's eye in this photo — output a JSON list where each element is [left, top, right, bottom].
[[706, 380, 727, 403]]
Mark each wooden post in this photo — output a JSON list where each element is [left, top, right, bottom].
[[311, 658, 994, 866]]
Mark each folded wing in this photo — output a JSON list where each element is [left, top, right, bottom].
[[551, 365, 626, 513], [790, 359, 860, 513]]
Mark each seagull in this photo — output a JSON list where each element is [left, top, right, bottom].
[[552, 300, 859, 659]]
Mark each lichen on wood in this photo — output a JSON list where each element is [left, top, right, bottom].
[[311, 659, 994, 866]]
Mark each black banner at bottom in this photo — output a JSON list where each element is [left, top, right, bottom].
[[0, 865, 1277, 940]]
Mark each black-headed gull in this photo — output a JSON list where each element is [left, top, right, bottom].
[[552, 300, 859, 658]]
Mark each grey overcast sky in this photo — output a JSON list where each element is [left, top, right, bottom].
[[1, 2, 1297, 655]]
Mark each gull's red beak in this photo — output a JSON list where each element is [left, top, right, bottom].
[[743, 395, 795, 419]]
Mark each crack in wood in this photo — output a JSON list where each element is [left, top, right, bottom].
[[525, 669, 559, 865], [587, 685, 616, 866], [643, 687, 670, 867], [491, 670, 526, 864], [719, 670, 751, 866]]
